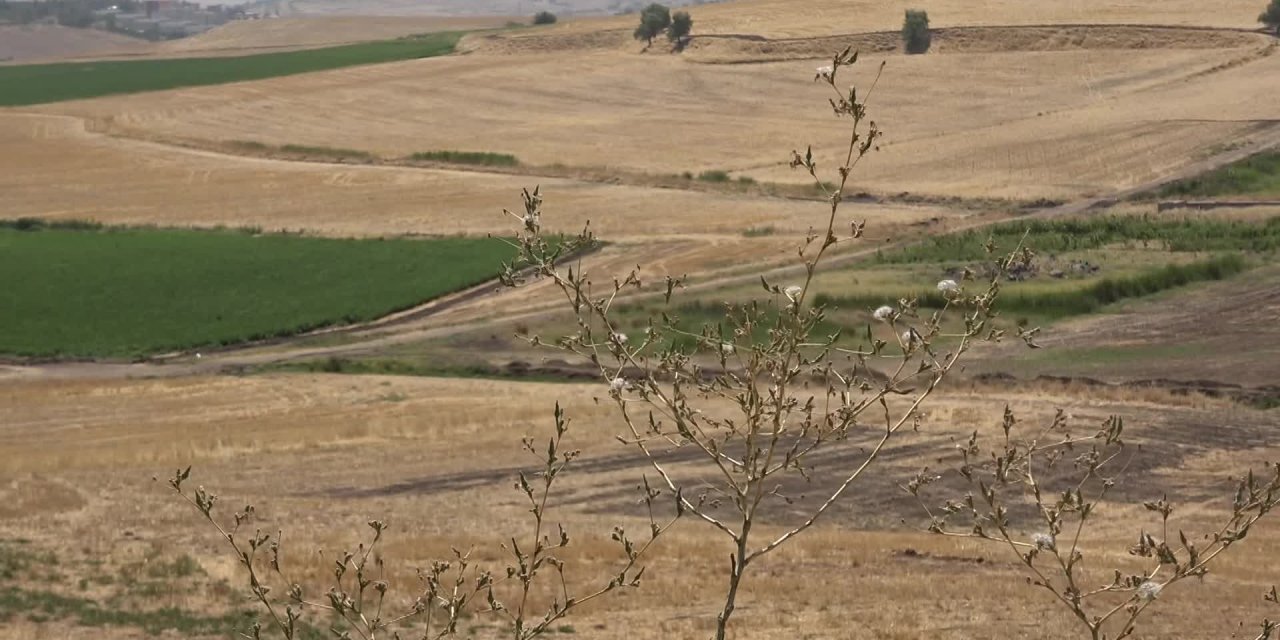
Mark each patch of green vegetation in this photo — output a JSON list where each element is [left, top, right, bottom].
[[742, 226, 776, 237], [145, 555, 204, 580], [264, 355, 586, 384], [0, 586, 254, 635], [409, 150, 521, 167], [697, 170, 732, 183], [278, 144, 374, 161], [265, 357, 582, 383], [0, 540, 57, 581], [0, 32, 462, 107], [1018, 343, 1208, 368], [818, 254, 1250, 319], [1156, 151, 1280, 199], [876, 216, 1280, 264], [0, 223, 518, 358]]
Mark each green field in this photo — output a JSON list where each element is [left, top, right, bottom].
[[1155, 150, 1280, 199], [0, 222, 516, 358], [0, 32, 461, 107]]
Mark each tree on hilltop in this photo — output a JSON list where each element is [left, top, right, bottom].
[[902, 9, 932, 54], [633, 3, 671, 46], [1261, 0, 1280, 34], [667, 10, 693, 42]]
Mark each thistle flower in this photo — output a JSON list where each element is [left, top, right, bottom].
[[1032, 532, 1056, 551], [815, 65, 834, 81], [937, 279, 959, 295], [784, 285, 803, 302], [609, 377, 627, 393], [873, 305, 894, 322], [1136, 581, 1162, 602], [612, 332, 629, 345], [720, 343, 735, 356]]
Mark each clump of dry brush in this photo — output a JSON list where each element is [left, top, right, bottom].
[[169, 49, 1279, 640]]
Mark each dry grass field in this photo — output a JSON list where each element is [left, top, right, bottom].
[[0, 24, 147, 63], [1, 375, 1277, 640], [42, 28, 1279, 200], [156, 16, 515, 54], [3, 0, 1280, 637], [494, 0, 1270, 40]]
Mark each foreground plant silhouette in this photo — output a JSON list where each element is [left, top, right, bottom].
[[498, 48, 1035, 639], [170, 48, 1279, 640], [906, 409, 1280, 640]]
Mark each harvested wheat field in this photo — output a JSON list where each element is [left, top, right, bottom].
[[45, 27, 1279, 200], [0, 374, 1277, 640], [3, 0, 1280, 637], [485, 0, 1270, 41], [156, 15, 514, 54], [0, 24, 148, 63], [0, 112, 957, 241]]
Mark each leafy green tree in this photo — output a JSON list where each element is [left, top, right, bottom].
[[667, 10, 692, 42], [532, 10, 557, 25], [633, 3, 671, 46], [902, 9, 931, 54], [1261, 0, 1280, 34]]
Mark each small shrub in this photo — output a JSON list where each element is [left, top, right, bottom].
[[902, 9, 931, 54], [410, 150, 521, 167], [696, 169, 731, 182], [532, 11, 557, 25]]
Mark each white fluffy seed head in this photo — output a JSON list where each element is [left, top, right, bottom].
[[1136, 581, 1162, 602], [1032, 532, 1056, 551], [784, 285, 803, 301], [816, 65, 834, 79], [612, 332, 629, 345], [720, 343, 735, 355], [609, 377, 627, 392], [901, 329, 917, 346], [937, 279, 960, 294], [873, 305, 894, 322]]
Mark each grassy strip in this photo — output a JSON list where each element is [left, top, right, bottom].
[[817, 254, 1250, 319], [876, 216, 1280, 264], [409, 150, 520, 167], [278, 144, 375, 161], [0, 32, 461, 106], [266, 357, 585, 383], [0, 586, 254, 637], [0, 224, 516, 358], [1156, 151, 1280, 199]]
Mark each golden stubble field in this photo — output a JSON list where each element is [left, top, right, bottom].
[[40, 35, 1280, 200], [3, 1, 1280, 637], [1, 375, 1278, 639]]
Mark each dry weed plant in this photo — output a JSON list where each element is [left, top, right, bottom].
[[498, 49, 1034, 639], [168, 399, 675, 640], [904, 409, 1280, 640], [162, 48, 1279, 640]]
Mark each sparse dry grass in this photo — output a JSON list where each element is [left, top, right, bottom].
[[0, 374, 1276, 639]]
